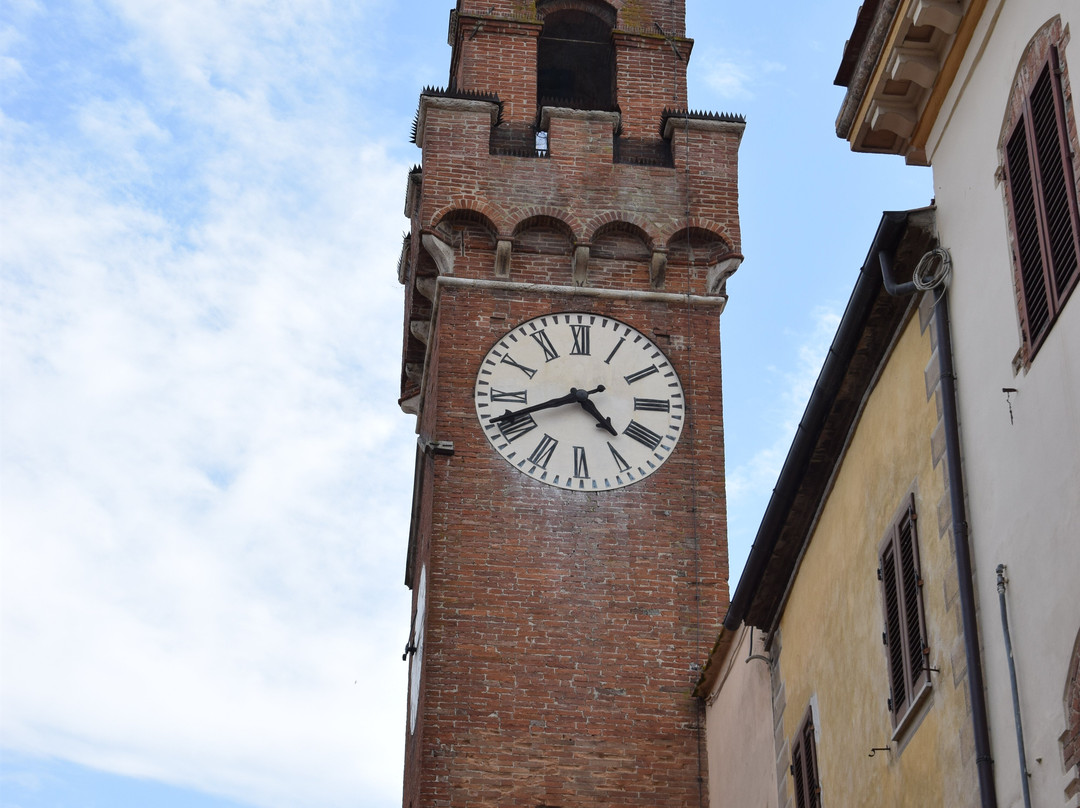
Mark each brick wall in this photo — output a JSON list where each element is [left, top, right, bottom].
[[404, 285, 728, 807], [411, 99, 742, 293], [448, 3, 690, 133]]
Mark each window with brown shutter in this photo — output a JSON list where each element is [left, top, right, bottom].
[[789, 707, 820, 808], [1003, 43, 1080, 362], [878, 494, 930, 725]]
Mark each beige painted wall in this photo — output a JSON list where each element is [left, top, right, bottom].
[[704, 625, 778, 808], [773, 309, 977, 808]]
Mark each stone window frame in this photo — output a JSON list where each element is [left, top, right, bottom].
[[999, 17, 1080, 366], [1062, 627, 1080, 803]]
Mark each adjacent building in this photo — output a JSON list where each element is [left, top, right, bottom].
[[707, 208, 984, 807], [835, 0, 1080, 804], [705, 1, 1080, 807]]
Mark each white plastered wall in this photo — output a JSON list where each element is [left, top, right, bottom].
[[925, 1, 1080, 805], [704, 625, 778, 808]]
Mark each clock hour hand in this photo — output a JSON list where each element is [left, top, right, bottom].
[[492, 386, 605, 424], [575, 394, 618, 436]]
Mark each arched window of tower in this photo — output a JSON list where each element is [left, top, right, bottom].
[[537, 10, 615, 111]]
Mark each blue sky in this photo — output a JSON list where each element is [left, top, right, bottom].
[[0, 1, 930, 806]]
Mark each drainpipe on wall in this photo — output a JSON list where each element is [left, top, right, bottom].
[[996, 564, 1033, 808], [879, 243, 999, 808]]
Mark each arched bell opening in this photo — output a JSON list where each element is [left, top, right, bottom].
[[537, 9, 615, 111]]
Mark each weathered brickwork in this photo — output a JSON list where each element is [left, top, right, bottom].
[[399, 2, 738, 805], [403, 288, 728, 807]]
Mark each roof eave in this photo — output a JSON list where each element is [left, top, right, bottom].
[[723, 207, 937, 632]]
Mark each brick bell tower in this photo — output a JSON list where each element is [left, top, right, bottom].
[[397, 1, 743, 805]]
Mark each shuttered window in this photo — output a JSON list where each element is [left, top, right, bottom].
[[878, 495, 929, 724], [790, 707, 820, 808], [1003, 46, 1080, 361]]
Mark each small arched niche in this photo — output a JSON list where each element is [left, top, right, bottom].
[[537, 4, 616, 111]]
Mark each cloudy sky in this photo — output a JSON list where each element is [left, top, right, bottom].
[[0, 1, 930, 806]]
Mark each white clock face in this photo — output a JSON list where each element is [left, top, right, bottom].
[[474, 312, 685, 490], [408, 565, 426, 735]]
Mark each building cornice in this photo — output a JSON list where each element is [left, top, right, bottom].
[[836, 0, 987, 165]]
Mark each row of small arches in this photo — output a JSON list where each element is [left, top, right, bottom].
[[426, 207, 734, 261]]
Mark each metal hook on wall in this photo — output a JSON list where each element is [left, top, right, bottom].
[[1002, 387, 1017, 425]]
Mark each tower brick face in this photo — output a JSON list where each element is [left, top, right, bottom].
[[398, 2, 741, 805]]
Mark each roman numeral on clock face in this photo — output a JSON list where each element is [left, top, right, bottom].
[[604, 337, 626, 365], [500, 353, 538, 378], [530, 329, 559, 362], [527, 433, 558, 468], [623, 419, 662, 450], [570, 325, 590, 356], [573, 446, 589, 478], [607, 441, 631, 473], [498, 412, 538, 443], [634, 397, 670, 412], [624, 364, 660, 385], [490, 389, 528, 403]]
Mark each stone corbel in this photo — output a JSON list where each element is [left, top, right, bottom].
[[650, 251, 668, 289], [913, 0, 963, 35], [889, 49, 940, 89], [706, 253, 744, 296], [416, 277, 437, 301], [870, 101, 918, 138], [421, 230, 455, 276], [399, 394, 420, 416], [572, 244, 590, 287], [405, 363, 425, 386], [494, 239, 512, 278], [410, 320, 431, 344]]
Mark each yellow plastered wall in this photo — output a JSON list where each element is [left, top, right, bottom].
[[775, 308, 976, 808]]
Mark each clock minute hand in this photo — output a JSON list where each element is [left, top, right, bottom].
[[492, 387, 600, 424]]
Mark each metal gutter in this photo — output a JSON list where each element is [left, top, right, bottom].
[[933, 289, 999, 808]]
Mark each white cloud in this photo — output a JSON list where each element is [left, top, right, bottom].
[[1, 2, 418, 806], [701, 57, 753, 100], [696, 48, 787, 102]]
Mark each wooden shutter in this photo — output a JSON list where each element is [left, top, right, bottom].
[[879, 495, 929, 723], [790, 708, 820, 808], [1006, 115, 1051, 343], [1003, 47, 1080, 358], [1031, 50, 1080, 302]]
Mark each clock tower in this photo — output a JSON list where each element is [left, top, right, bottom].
[[397, 2, 743, 805]]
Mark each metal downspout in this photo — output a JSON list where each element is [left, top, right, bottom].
[[996, 564, 1032, 808], [879, 249, 998, 808]]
